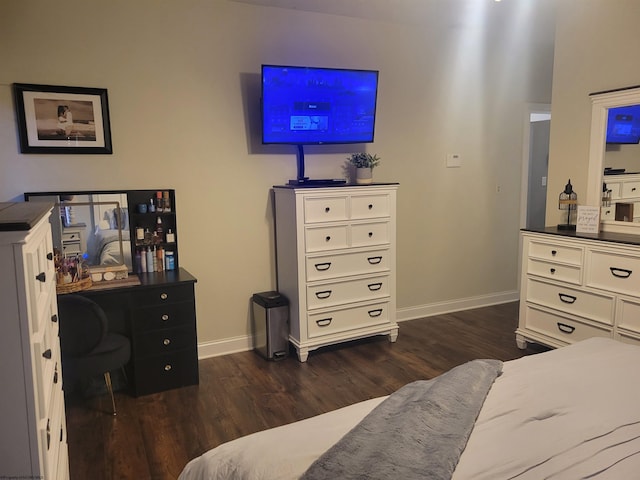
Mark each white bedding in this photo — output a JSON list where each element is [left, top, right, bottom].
[[179, 338, 640, 480]]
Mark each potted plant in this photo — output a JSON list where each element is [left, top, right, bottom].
[[347, 153, 381, 184]]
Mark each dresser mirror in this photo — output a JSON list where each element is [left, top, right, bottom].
[[25, 191, 132, 271], [587, 85, 640, 234]]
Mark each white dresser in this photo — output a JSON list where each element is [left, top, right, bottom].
[[0, 203, 69, 479], [274, 184, 399, 362], [517, 228, 640, 350]]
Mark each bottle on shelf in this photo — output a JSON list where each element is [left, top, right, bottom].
[[155, 216, 164, 242], [156, 191, 163, 212], [149, 198, 156, 213], [157, 245, 164, 272], [165, 251, 175, 271], [135, 249, 142, 274], [140, 247, 147, 272], [163, 191, 171, 212], [166, 228, 175, 244], [146, 247, 154, 273]]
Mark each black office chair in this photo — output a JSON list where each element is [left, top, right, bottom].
[[57, 294, 131, 415]]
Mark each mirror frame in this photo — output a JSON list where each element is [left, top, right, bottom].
[[588, 85, 640, 234]]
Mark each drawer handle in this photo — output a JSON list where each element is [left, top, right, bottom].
[[610, 267, 632, 279], [551, 250, 557, 256], [46, 419, 51, 450], [164, 364, 172, 371], [325, 236, 331, 242], [368, 232, 373, 238], [633, 187, 637, 192], [315, 290, 332, 299], [36, 272, 46, 282], [325, 207, 330, 213], [315, 262, 331, 271], [368, 283, 382, 291], [368, 308, 383, 317], [367, 256, 382, 265], [558, 293, 577, 304], [51, 314, 58, 323], [557, 322, 575, 334], [316, 318, 332, 327], [42, 349, 52, 360], [54, 364, 59, 384], [162, 314, 169, 321], [160, 292, 168, 300], [550, 268, 556, 274], [47, 252, 54, 261], [163, 338, 171, 346], [368, 204, 373, 210]]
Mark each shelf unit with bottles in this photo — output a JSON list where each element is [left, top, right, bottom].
[[127, 189, 179, 273]]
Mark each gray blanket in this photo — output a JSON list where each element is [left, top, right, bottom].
[[300, 359, 503, 480]]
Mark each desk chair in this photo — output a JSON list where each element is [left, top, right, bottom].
[[57, 294, 131, 415]]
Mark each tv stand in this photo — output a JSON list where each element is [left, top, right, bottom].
[[288, 178, 346, 186]]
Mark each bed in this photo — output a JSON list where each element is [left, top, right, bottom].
[[179, 337, 640, 480]]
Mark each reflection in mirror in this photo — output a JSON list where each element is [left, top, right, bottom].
[[25, 191, 132, 271], [588, 86, 640, 234]]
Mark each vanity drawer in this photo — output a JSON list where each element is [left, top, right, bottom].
[[306, 249, 390, 281], [307, 301, 390, 339], [524, 305, 612, 344], [132, 348, 199, 396], [525, 278, 614, 325], [304, 196, 348, 224], [132, 300, 196, 332], [133, 283, 195, 307], [621, 180, 640, 198], [350, 194, 390, 219], [351, 221, 390, 247], [527, 258, 582, 285], [586, 249, 640, 296], [305, 225, 349, 252], [307, 275, 390, 309], [528, 240, 583, 265], [133, 325, 197, 356]]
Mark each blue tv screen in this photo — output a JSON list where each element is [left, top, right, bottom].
[[261, 65, 379, 145], [606, 104, 640, 144]]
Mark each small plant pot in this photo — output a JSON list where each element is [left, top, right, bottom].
[[356, 167, 373, 184]]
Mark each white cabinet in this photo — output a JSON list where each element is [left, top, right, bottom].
[[0, 203, 69, 479], [274, 185, 399, 362], [602, 173, 640, 222], [517, 229, 640, 350]]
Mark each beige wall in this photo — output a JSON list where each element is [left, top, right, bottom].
[[546, 0, 640, 226], [0, 0, 554, 354]]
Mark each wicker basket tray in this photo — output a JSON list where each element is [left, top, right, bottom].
[[56, 276, 93, 295]]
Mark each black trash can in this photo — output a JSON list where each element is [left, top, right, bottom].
[[252, 291, 289, 360]]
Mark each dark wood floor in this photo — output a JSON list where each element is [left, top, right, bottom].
[[65, 301, 547, 479]]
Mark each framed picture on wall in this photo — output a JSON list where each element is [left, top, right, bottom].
[[13, 83, 113, 154]]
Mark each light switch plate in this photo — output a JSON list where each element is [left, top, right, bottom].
[[446, 153, 462, 168]]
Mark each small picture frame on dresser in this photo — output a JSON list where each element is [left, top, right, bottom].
[[576, 205, 600, 234]]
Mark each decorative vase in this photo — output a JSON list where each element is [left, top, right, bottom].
[[356, 167, 373, 184]]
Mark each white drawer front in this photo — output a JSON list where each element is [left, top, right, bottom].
[[305, 225, 349, 252], [304, 196, 348, 224], [527, 258, 582, 285], [617, 296, 640, 334], [616, 330, 640, 347], [622, 180, 640, 198], [351, 194, 390, 219], [524, 306, 612, 344], [307, 275, 389, 309], [586, 250, 640, 296], [307, 301, 390, 338], [306, 249, 390, 281], [601, 206, 616, 221], [525, 278, 614, 325], [528, 240, 583, 265], [351, 221, 389, 247], [607, 181, 622, 200]]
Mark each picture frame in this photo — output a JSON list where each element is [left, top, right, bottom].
[[13, 83, 113, 154]]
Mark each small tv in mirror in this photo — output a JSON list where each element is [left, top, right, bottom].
[[606, 104, 640, 144]]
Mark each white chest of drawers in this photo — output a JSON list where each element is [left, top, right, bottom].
[[517, 229, 640, 350], [0, 203, 69, 479], [274, 185, 399, 362]]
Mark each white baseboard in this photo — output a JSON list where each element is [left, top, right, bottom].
[[396, 290, 519, 322], [197, 290, 519, 359]]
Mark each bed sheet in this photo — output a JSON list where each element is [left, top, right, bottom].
[[179, 338, 640, 480]]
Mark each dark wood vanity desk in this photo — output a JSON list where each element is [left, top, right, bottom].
[[73, 267, 198, 396]]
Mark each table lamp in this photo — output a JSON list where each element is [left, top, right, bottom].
[[558, 179, 577, 230]]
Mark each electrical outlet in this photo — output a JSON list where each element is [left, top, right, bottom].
[[446, 153, 462, 168]]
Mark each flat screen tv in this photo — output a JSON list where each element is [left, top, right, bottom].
[[606, 104, 640, 144], [261, 65, 379, 145]]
